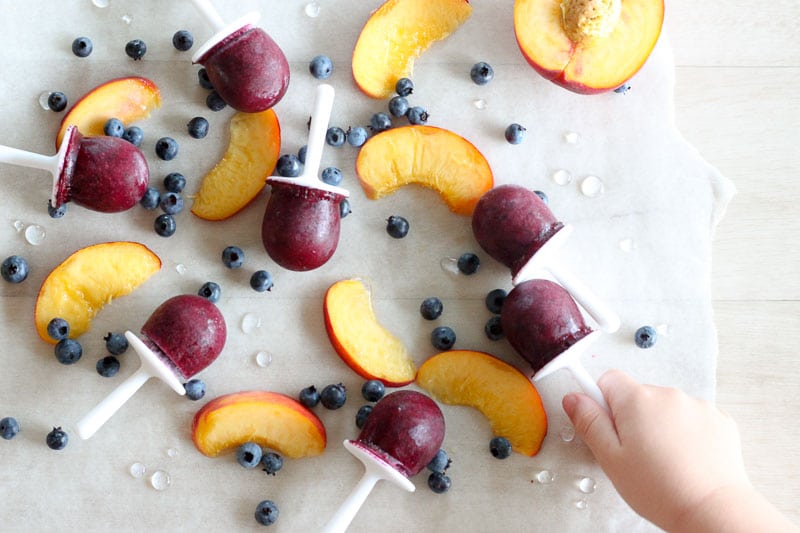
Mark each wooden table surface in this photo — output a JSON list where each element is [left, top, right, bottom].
[[667, 0, 800, 524]]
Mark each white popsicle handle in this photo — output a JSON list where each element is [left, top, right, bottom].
[[563, 358, 609, 412], [190, 0, 226, 32], [302, 84, 335, 181], [320, 471, 380, 533], [0, 144, 58, 174], [75, 367, 152, 439], [548, 261, 621, 334]]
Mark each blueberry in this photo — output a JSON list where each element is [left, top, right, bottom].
[[154, 214, 177, 237], [71, 36, 93, 57], [420, 297, 443, 320], [309, 55, 333, 79], [221, 246, 245, 269], [187, 116, 209, 139], [54, 338, 82, 365], [355, 405, 373, 429], [1, 256, 28, 283], [206, 90, 227, 111], [339, 199, 351, 218], [634, 325, 658, 349], [485, 315, 504, 341], [325, 126, 346, 147], [504, 123, 526, 145], [198, 281, 221, 303], [388, 96, 409, 118], [431, 326, 456, 351], [261, 452, 283, 475], [198, 68, 214, 90], [47, 92, 68, 112], [122, 126, 144, 147], [386, 215, 409, 238], [48, 200, 67, 219], [485, 289, 507, 314], [184, 378, 206, 401], [103, 118, 125, 138], [297, 145, 307, 164], [96, 355, 121, 378], [254, 500, 279, 526], [490, 436, 512, 459], [46, 427, 69, 450], [155, 137, 179, 161], [139, 187, 160, 209], [275, 154, 302, 177], [0, 417, 19, 440], [406, 106, 428, 125], [426, 449, 451, 474], [236, 442, 262, 469], [369, 112, 392, 133], [164, 172, 187, 193], [125, 39, 147, 60], [47, 318, 70, 341], [298, 385, 320, 408], [159, 192, 184, 215], [321, 167, 343, 186], [427, 471, 452, 494], [346, 126, 368, 147], [320, 383, 346, 410], [361, 380, 385, 402], [534, 190, 548, 204], [395, 77, 414, 97], [172, 30, 194, 51], [250, 270, 274, 292], [470, 61, 494, 85], [457, 252, 480, 275], [614, 83, 632, 94], [102, 332, 128, 355]]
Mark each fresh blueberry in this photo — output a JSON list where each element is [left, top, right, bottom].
[[46, 427, 69, 450], [386, 215, 409, 238], [155, 137, 179, 161], [355, 405, 373, 429], [470, 61, 494, 85], [139, 187, 160, 209], [504, 123, 526, 145], [1, 255, 28, 283], [325, 126, 346, 147], [198, 281, 221, 303], [236, 442, 263, 469], [0, 417, 19, 440], [320, 383, 346, 410], [183, 378, 206, 401], [96, 355, 121, 378], [103, 332, 128, 355], [154, 214, 177, 237], [339, 199, 351, 218], [298, 385, 320, 408], [275, 154, 302, 177], [187, 116, 209, 139], [54, 338, 82, 365], [47, 92, 68, 112], [159, 192, 184, 215], [122, 126, 144, 147], [420, 297, 443, 320], [490, 436, 512, 459], [261, 452, 283, 475], [103, 118, 125, 138], [457, 252, 480, 275], [254, 500, 279, 526], [485, 315, 504, 341], [485, 289, 507, 314], [309, 55, 333, 79], [48, 200, 67, 219], [46, 318, 70, 341], [347, 126, 368, 147], [221, 246, 245, 269], [395, 77, 414, 97], [534, 190, 548, 204], [163, 172, 187, 193], [406, 106, 429, 125], [198, 68, 214, 90], [361, 380, 385, 402], [369, 112, 392, 133], [321, 167, 343, 186], [426, 448, 451, 474], [125, 39, 147, 60], [71, 36, 93, 57], [206, 90, 227, 111], [427, 471, 452, 494], [250, 270, 274, 292], [431, 326, 456, 351], [297, 145, 307, 164], [614, 83, 632, 94], [172, 30, 194, 51], [388, 96, 409, 118], [634, 325, 658, 349]]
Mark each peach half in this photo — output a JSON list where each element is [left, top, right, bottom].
[[191, 391, 326, 458], [514, 0, 664, 94], [356, 125, 493, 216], [416, 350, 548, 456], [34, 242, 161, 343], [191, 109, 281, 221], [56, 77, 161, 147], [352, 0, 472, 99], [323, 279, 416, 387]]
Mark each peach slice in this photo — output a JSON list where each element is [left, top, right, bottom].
[[55, 77, 161, 147], [514, 0, 664, 94], [191, 391, 326, 458], [191, 109, 281, 221], [323, 279, 416, 387], [356, 125, 493, 216], [34, 242, 161, 343], [416, 350, 548, 456], [352, 0, 472, 99]]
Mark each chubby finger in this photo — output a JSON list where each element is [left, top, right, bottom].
[[562, 392, 620, 457], [597, 369, 640, 410]]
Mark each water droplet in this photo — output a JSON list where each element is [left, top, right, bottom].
[[560, 425, 575, 442], [472, 98, 487, 110], [656, 324, 670, 336], [175, 264, 187, 275], [166, 447, 179, 458], [578, 476, 596, 494], [439, 257, 460, 276], [91, 0, 110, 7], [618, 238, 635, 252], [304, 2, 321, 17], [13, 220, 24, 232], [150, 470, 171, 491], [535, 470, 556, 484], [575, 498, 589, 510], [255, 351, 273, 367], [121, 14, 133, 24], [240, 313, 262, 334], [552, 169, 573, 186], [580, 175, 605, 198], [24, 224, 46, 245], [129, 462, 146, 478], [564, 131, 580, 144], [38, 91, 52, 110]]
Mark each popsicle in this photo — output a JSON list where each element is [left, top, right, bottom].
[[261, 84, 349, 271], [75, 295, 226, 439], [322, 390, 445, 533], [0, 125, 148, 213], [501, 278, 607, 410], [190, 0, 289, 113], [471, 184, 620, 333]]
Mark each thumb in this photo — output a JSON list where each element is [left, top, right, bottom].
[[562, 392, 620, 459]]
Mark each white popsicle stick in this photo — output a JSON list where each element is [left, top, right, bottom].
[[189, 0, 227, 32], [75, 331, 185, 440], [191, 10, 261, 65], [321, 440, 415, 533]]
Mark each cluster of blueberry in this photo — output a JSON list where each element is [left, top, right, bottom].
[[0, 417, 68, 451], [138, 172, 188, 237], [219, 245, 274, 293]]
